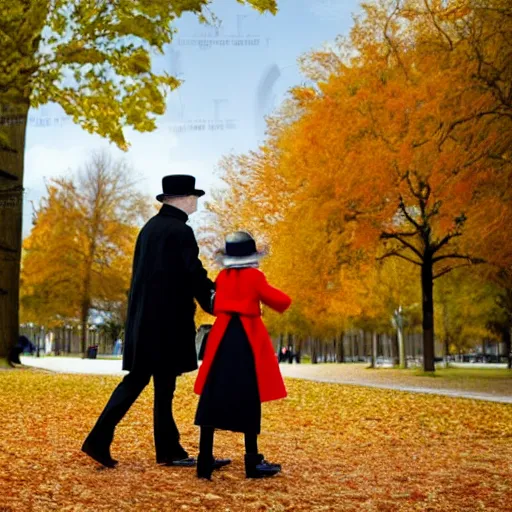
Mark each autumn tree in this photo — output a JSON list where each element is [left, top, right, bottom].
[[483, 265, 512, 369], [20, 185, 81, 328], [0, 0, 278, 364], [203, 0, 511, 373], [21, 151, 149, 354], [353, 0, 512, 369], [265, 0, 510, 371], [434, 268, 499, 362], [204, 118, 422, 364]]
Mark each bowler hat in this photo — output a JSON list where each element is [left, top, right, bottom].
[[156, 174, 205, 202], [216, 231, 267, 268]]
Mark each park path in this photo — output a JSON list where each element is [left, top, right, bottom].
[[19, 356, 512, 404], [278, 364, 512, 404]]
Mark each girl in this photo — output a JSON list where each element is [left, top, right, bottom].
[[194, 231, 291, 480]]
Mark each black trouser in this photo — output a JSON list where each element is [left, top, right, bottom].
[[199, 426, 258, 457], [85, 367, 186, 462]]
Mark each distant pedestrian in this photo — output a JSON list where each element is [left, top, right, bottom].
[[287, 345, 294, 364], [8, 335, 35, 364]]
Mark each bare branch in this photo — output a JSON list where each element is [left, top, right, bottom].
[[382, 230, 418, 237], [426, 200, 442, 220], [432, 232, 462, 254], [398, 197, 422, 230], [432, 254, 485, 264], [439, 109, 503, 149], [405, 172, 420, 199], [376, 250, 422, 266], [433, 267, 457, 280], [433, 260, 486, 279], [383, 5, 410, 80], [380, 232, 424, 259], [424, 0, 453, 50]]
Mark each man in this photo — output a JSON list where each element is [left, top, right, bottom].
[[82, 175, 230, 470]]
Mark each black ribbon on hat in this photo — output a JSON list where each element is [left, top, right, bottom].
[[225, 238, 257, 257]]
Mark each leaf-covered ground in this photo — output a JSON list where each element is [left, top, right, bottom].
[[0, 369, 511, 511]]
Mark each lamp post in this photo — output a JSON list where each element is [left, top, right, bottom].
[[393, 306, 406, 369]]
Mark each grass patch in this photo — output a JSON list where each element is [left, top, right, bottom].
[[413, 368, 512, 379], [0, 357, 13, 369], [365, 365, 512, 379]]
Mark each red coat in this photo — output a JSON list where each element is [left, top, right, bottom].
[[194, 267, 291, 403]]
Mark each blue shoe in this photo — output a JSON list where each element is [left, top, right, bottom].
[[245, 454, 281, 478], [159, 456, 197, 467]]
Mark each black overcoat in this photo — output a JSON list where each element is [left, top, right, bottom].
[[122, 204, 214, 374]]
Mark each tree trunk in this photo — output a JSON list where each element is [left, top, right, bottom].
[[444, 337, 450, 368], [390, 333, 397, 366], [392, 333, 399, 366], [369, 331, 378, 368], [80, 300, 90, 355], [398, 325, 406, 369], [0, 103, 29, 365], [311, 338, 318, 364], [370, 331, 377, 368], [295, 336, 302, 363], [278, 333, 284, 362], [422, 258, 435, 372], [504, 328, 511, 370], [336, 332, 345, 363]]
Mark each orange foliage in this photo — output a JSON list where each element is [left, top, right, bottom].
[[203, 0, 511, 348], [20, 152, 150, 330]]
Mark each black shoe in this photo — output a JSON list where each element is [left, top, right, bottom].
[[156, 446, 189, 464], [158, 456, 197, 467], [245, 453, 281, 478], [213, 458, 231, 469], [197, 453, 213, 480], [81, 439, 118, 469], [196, 455, 232, 479]]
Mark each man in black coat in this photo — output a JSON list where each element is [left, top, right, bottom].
[[82, 175, 229, 469]]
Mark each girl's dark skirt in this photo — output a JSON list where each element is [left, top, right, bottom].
[[194, 315, 261, 434]]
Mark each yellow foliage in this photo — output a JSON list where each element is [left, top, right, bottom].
[[20, 152, 151, 329]]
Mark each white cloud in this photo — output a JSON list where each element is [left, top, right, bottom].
[[22, 121, 181, 236], [21, 123, 229, 236]]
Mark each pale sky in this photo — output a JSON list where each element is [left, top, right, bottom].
[[23, 0, 361, 236]]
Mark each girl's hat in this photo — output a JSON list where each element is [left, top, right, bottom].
[[215, 231, 267, 268]]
